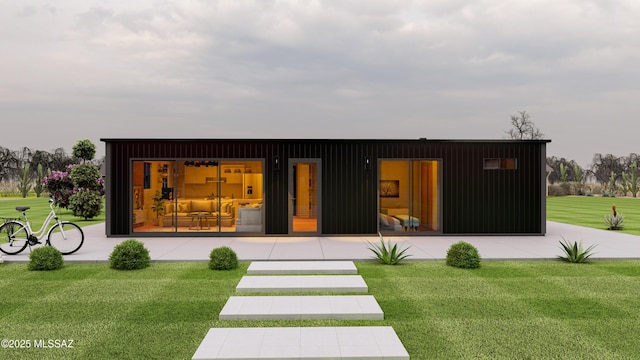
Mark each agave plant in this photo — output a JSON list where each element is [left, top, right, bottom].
[[367, 232, 412, 265], [604, 204, 624, 230], [558, 237, 597, 263]]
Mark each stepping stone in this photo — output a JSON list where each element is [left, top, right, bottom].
[[236, 275, 368, 293], [247, 261, 358, 275], [219, 295, 384, 320], [192, 326, 410, 359]]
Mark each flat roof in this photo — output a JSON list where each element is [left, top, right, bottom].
[[101, 138, 551, 143]]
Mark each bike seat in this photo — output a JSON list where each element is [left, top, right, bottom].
[[16, 206, 30, 212]]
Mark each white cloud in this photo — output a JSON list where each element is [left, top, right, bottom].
[[0, 0, 639, 165]]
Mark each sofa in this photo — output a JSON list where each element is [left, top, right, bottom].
[[162, 199, 236, 227], [236, 204, 263, 232]]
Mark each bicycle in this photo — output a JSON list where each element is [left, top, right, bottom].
[[0, 198, 84, 255]]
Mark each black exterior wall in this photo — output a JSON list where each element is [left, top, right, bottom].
[[101, 139, 549, 236]]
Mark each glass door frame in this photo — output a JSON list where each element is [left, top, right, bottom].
[[377, 158, 442, 235], [288, 158, 322, 235]]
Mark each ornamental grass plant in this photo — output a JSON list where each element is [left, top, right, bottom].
[[604, 204, 625, 230], [367, 232, 412, 265], [558, 237, 597, 263]]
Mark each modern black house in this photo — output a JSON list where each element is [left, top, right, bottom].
[[101, 138, 550, 237]]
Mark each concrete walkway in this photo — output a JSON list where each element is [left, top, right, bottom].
[[2, 221, 639, 263]]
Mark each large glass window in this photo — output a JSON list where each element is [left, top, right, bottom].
[[378, 160, 440, 233], [132, 160, 264, 234]]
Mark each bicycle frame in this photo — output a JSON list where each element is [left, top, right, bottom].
[[19, 201, 63, 242]]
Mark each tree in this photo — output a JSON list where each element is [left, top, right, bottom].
[[573, 163, 584, 183], [505, 111, 544, 140], [547, 156, 580, 184], [559, 163, 569, 183], [622, 161, 639, 197], [590, 154, 624, 185], [33, 164, 46, 198], [17, 163, 32, 198], [72, 139, 96, 164], [68, 163, 104, 220], [43, 166, 75, 208]]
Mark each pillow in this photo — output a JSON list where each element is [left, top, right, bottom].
[[221, 202, 231, 214], [164, 203, 174, 214], [191, 200, 211, 213], [379, 214, 390, 226], [177, 201, 191, 213]]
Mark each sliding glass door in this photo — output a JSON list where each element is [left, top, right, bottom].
[[131, 159, 264, 234], [378, 159, 440, 234]]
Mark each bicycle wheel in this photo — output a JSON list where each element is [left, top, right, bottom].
[[0, 221, 29, 255], [47, 222, 84, 255]]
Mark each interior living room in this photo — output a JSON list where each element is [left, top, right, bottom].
[[132, 160, 264, 233]]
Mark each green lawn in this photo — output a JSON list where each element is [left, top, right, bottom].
[[0, 198, 105, 231], [1, 261, 639, 359], [547, 196, 640, 235]]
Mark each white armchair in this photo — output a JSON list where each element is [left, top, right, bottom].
[[236, 205, 263, 232]]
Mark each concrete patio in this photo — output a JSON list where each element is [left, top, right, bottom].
[[2, 221, 639, 263]]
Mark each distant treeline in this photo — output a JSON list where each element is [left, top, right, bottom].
[[547, 153, 639, 185], [0, 145, 103, 182]]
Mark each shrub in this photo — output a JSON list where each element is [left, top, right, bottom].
[[209, 246, 238, 270], [367, 232, 412, 265], [446, 241, 481, 269], [28, 246, 64, 271], [69, 188, 104, 220], [69, 164, 103, 191], [548, 184, 568, 197], [109, 239, 151, 270], [558, 237, 597, 263], [43, 166, 76, 208], [604, 204, 624, 230]]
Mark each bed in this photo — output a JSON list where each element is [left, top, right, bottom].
[[385, 208, 420, 231], [379, 213, 403, 232]]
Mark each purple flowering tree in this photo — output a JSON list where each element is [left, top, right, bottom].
[[42, 165, 76, 208]]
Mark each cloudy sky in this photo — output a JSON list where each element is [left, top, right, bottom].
[[2, 0, 639, 166]]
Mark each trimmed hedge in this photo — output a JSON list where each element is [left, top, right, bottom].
[[28, 246, 64, 271], [109, 239, 151, 270], [446, 241, 481, 269], [209, 246, 238, 270]]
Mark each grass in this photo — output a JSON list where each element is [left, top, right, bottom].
[[547, 196, 640, 235], [1, 261, 640, 359], [0, 197, 105, 231]]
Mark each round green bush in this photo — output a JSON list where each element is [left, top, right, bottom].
[[209, 246, 238, 270], [446, 241, 481, 269], [109, 239, 151, 270], [28, 246, 64, 271]]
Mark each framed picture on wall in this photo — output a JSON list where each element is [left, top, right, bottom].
[[380, 180, 400, 198], [133, 186, 143, 210]]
